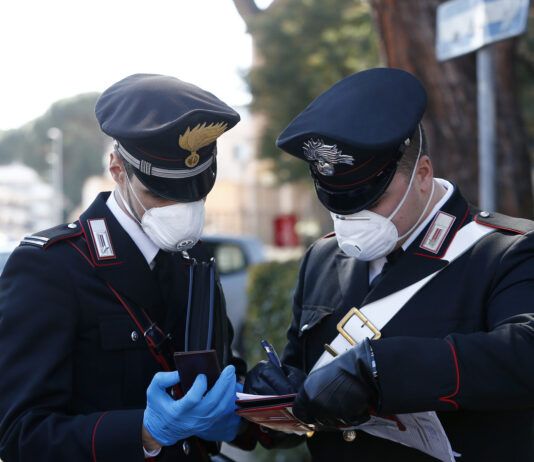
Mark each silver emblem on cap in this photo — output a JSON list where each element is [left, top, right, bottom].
[[303, 139, 354, 176]]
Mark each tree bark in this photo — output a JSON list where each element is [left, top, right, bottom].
[[231, 0, 283, 27], [370, 0, 532, 217]]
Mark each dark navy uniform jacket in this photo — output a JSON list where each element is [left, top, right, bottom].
[[282, 187, 534, 461], [0, 192, 246, 462]]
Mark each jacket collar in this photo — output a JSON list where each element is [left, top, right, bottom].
[[361, 184, 472, 306], [78, 192, 162, 312], [106, 189, 159, 267]]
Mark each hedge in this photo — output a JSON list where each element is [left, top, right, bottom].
[[242, 259, 311, 462]]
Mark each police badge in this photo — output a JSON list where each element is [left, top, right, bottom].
[[303, 139, 354, 176]]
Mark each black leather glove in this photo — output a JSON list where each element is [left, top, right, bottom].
[[292, 338, 380, 427], [244, 361, 307, 449], [244, 360, 307, 395]]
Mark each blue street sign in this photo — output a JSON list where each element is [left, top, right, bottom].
[[436, 0, 530, 61]]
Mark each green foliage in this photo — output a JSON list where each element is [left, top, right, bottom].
[[243, 259, 301, 365], [0, 93, 109, 217], [243, 258, 310, 461], [246, 0, 379, 182]]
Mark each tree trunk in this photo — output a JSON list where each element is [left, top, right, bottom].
[[370, 0, 532, 217], [232, 0, 262, 28]]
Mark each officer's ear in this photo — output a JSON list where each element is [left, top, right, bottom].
[[109, 151, 127, 186], [414, 155, 434, 194]]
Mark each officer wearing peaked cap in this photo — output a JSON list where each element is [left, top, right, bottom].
[[0, 74, 256, 461], [95, 74, 240, 203], [245, 68, 534, 461]]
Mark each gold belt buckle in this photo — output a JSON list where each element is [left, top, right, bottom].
[[324, 307, 381, 357], [337, 307, 381, 345]]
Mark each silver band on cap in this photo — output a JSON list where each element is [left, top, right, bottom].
[[115, 142, 215, 179]]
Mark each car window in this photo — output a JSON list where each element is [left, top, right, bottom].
[[213, 243, 247, 275]]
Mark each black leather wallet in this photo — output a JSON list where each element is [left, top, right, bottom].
[[173, 350, 222, 393]]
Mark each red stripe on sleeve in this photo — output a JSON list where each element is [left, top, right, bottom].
[[438, 340, 460, 410], [92, 412, 109, 462]]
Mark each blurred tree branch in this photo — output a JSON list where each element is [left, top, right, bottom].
[[232, 0, 283, 27], [232, 0, 262, 25]]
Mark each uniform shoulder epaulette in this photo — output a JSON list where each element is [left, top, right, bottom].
[[20, 222, 83, 249], [474, 211, 534, 235]]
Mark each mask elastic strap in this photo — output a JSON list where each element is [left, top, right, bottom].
[[125, 173, 149, 214], [115, 173, 147, 226], [397, 179, 435, 241], [387, 124, 423, 221]]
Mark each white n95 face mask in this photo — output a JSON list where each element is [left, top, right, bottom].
[[332, 125, 433, 261], [141, 200, 205, 252], [333, 210, 399, 260], [117, 175, 205, 252]]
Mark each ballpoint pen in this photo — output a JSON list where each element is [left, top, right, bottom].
[[260, 339, 282, 368], [260, 339, 314, 437]]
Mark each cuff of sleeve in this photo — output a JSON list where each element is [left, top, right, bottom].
[[371, 337, 459, 414], [92, 409, 145, 462]]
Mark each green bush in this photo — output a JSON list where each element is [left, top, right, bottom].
[[242, 259, 311, 462], [243, 260, 300, 366]]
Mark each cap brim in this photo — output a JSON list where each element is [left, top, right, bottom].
[[314, 160, 397, 214]]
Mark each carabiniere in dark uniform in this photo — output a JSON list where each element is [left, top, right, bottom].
[[283, 192, 534, 461], [0, 74, 255, 461], [244, 68, 534, 461]]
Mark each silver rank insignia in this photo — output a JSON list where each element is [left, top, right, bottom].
[[302, 138, 354, 176], [88, 218, 116, 260], [419, 211, 455, 254]]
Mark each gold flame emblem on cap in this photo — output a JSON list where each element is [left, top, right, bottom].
[[179, 122, 228, 168]]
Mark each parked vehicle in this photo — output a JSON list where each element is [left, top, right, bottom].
[[201, 235, 265, 354]]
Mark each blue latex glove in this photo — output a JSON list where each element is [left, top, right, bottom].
[[196, 381, 243, 442], [143, 365, 239, 446]]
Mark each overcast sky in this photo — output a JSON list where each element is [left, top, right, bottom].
[[0, 0, 271, 130]]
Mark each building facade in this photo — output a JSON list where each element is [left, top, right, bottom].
[[0, 163, 55, 244]]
